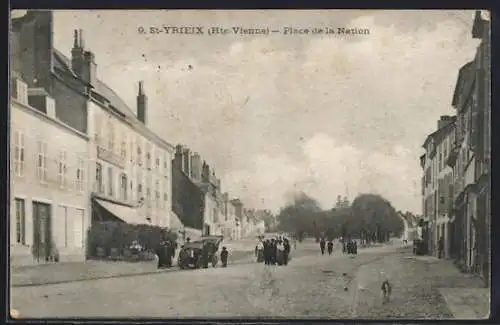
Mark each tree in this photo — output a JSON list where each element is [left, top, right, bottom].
[[276, 191, 322, 239], [351, 194, 404, 243]]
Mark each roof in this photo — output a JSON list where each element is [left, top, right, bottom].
[[422, 116, 456, 149], [451, 61, 475, 110], [52, 49, 174, 152]]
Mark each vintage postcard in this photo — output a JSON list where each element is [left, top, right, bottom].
[[9, 9, 491, 319]]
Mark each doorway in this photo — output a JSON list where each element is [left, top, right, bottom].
[[32, 201, 52, 262]]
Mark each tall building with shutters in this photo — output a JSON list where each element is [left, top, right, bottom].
[[10, 74, 91, 265], [447, 11, 490, 286], [10, 11, 176, 265], [422, 116, 456, 257]]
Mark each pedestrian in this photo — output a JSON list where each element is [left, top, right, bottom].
[[271, 239, 278, 265], [220, 246, 228, 267], [320, 238, 326, 255], [327, 240, 333, 255], [353, 240, 358, 255], [283, 238, 291, 265], [438, 236, 444, 259], [202, 243, 210, 268], [164, 240, 172, 267], [263, 240, 269, 265], [155, 240, 166, 269]]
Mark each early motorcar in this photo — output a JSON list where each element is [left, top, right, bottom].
[[177, 241, 204, 269], [177, 235, 224, 269], [200, 235, 224, 267]]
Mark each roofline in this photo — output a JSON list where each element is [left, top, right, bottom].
[[451, 61, 474, 108], [52, 48, 175, 153], [422, 117, 456, 149]]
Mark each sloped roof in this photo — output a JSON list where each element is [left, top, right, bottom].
[[451, 61, 475, 109], [422, 116, 456, 149], [52, 49, 174, 151]]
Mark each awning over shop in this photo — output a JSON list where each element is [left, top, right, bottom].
[[95, 199, 149, 225]]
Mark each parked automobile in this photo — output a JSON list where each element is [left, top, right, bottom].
[[177, 235, 223, 269]]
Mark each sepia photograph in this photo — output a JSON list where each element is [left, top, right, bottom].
[[9, 9, 491, 319]]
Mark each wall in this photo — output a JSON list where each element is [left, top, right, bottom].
[[88, 100, 172, 227], [52, 78, 88, 133], [10, 96, 90, 266], [10, 11, 53, 91], [171, 162, 204, 230]]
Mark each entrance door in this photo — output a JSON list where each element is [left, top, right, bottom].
[[32, 202, 52, 262], [204, 224, 210, 236]]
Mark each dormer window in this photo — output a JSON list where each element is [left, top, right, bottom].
[[11, 77, 28, 105]]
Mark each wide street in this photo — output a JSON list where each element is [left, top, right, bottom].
[[10, 242, 477, 319]]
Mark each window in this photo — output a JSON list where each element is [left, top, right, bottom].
[[121, 173, 128, 201], [120, 134, 127, 159], [108, 167, 113, 197], [137, 145, 142, 165], [129, 137, 135, 163], [164, 193, 168, 201], [156, 157, 160, 169], [146, 143, 151, 170], [76, 158, 85, 192], [155, 180, 160, 208], [15, 198, 26, 245], [57, 150, 67, 188], [13, 129, 25, 177], [108, 122, 115, 152], [96, 163, 103, 193], [36, 140, 48, 183], [136, 170, 142, 198]]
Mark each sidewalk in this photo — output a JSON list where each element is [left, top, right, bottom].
[[11, 247, 255, 287], [351, 248, 490, 319]]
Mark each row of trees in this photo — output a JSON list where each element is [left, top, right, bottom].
[[276, 192, 405, 244]]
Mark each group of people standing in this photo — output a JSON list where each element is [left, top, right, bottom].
[[259, 237, 291, 266], [319, 238, 335, 255], [155, 238, 177, 268], [319, 237, 358, 256]]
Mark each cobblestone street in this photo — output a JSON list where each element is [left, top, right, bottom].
[[12, 244, 488, 319]]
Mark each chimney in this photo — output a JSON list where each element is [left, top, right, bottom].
[[202, 161, 210, 183], [137, 81, 148, 124], [11, 11, 54, 90], [173, 144, 183, 169], [71, 29, 96, 86], [437, 115, 453, 129], [190, 152, 202, 182], [182, 148, 191, 175]]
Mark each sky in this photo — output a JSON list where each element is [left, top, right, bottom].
[[45, 10, 479, 214]]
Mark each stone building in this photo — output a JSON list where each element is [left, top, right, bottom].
[[447, 11, 490, 285], [10, 11, 176, 264], [422, 116, 456, 258], [10, 74, 90, 265]]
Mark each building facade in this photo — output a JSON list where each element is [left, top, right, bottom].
[[172, 144, 243, 238], [10, 11, 176, 264], [447, 11, 490, 285], [10, 75, 91, 265], [422, 116, 456, 258]]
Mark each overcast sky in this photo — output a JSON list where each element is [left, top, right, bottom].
[[49, 10, 479, 214]]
